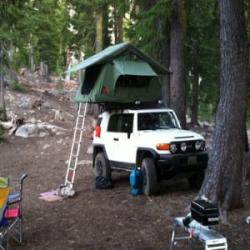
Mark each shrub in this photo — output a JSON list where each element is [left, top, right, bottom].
[[10, 79, 26, 92], [0, 124, 4, 141]]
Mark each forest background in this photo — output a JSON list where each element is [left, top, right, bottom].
[[1, 0, 249, 127]]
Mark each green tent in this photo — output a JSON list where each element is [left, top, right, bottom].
[[69, 43, 168, 104]]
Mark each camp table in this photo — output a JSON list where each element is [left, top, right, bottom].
[[169, 217, 228, 250]]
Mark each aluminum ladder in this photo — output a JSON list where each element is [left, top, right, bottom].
[[59, 102, 88, 197]]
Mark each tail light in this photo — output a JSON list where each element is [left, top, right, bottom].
[[95, 125, 101, 137]]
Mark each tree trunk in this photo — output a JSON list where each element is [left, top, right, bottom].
[[158, 18, 170, 107], [191, 72, 199, 125], [0, 43, 6, 121], [114, 10, 123, 44], [198, 0, 248, 212], [95, 11, 104, 52], [170, 0, 187, 127]]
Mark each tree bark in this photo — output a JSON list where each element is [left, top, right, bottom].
[[113, 7, 123, 44], [95, 10, 104, 52], [198, 0, 249, 212], [0, 43, 6, 121], [158, 17, 170, 107], [191, 72, 199, 125], [170, 0, 187, 127]]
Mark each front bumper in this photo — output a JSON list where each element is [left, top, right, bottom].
[[156, 151, 208, 180]]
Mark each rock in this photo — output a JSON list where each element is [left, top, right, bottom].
[[28, 117, 37, 123], [19, 96, 32, 109], [87, 145, 93, 154], [57, 139, 63, 144], [15, 122, 66, 138], [43, 144, 50, 150], [203, 121, 212, 128], [197, 121, 203, 127], [15, 124, 39, 138]]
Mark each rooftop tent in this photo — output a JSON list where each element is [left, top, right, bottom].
[[69, 43, 168, 104]]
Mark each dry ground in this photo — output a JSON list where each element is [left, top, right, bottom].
[[0, 83, 250, 250]]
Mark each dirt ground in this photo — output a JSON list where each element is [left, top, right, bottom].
[[0, 82, 250, 250]]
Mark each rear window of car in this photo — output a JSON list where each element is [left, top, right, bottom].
[[108, 114, 133, 133]]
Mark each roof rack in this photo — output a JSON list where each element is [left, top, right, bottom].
[[97, 100, 165, 111]]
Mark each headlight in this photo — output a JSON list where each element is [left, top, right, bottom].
[[195, 140, 206, 151], [180, 142, 187, 152], [170, 143, 177, 153]]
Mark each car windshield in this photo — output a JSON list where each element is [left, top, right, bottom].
[[138, 112, 179, 130]]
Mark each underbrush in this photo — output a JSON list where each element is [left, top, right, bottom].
[[0, 125, 4, 141], [10, 79, 27, 92]]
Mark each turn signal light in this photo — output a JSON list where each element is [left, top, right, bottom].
[[156, 143, 170, 151]]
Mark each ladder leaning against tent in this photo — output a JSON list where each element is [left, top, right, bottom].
[[59, 102, 88, 197]]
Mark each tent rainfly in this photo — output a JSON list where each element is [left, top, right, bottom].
[[69, 42, 168, 104]]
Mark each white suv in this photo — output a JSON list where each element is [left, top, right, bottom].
[[93, 108, 208, 195]]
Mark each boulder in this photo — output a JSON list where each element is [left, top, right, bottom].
[[15, 123, 66, 138]]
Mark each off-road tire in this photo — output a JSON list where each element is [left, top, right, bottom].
[[188, 171, 204, 190], [141, 157, 158, 195], [94, 153, 111, 179]]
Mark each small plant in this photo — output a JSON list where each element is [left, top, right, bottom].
[[0, 124, 5, 141], [0, 107, 7, 121], [10, 79, 26, 92]]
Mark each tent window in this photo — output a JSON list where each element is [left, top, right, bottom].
[[81, 64, 103, 95], [116, 75, 153, 88]]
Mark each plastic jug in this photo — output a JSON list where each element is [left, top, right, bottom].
[[130, 167, 143, 196]]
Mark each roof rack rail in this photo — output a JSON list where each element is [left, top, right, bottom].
[[97, 100, 165, 111]]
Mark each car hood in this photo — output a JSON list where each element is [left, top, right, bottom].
[[138, 129, 204, 142]]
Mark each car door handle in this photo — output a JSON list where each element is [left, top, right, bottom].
[[113, 138, 119, 141]]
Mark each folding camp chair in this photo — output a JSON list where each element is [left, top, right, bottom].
[[0, 174, 28, 250]]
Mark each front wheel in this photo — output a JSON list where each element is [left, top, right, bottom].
[[94, 153, 111, 179], [141, 158, 158, 196]]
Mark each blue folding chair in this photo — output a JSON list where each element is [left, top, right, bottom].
[[0, 174, 28, 250]]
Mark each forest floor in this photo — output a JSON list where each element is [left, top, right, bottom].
[[0, 79, 250, 250]]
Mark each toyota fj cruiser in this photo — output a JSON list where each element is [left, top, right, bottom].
[[93, 108, 208, 195]]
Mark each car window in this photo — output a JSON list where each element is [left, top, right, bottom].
[[138, 112, 178, 130], [107, 114, 122, 132], [107, 114, 133, 133], [121, 114, 133, 133]]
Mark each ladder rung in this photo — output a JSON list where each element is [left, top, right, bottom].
[[71, 154, 79, 158], [78, 115, 85, 118], [75, 128, 84, 131], [73, 141, 82, 144]]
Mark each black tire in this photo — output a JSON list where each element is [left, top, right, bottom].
[[188, 171, 204, 190], [94, 153, 111, 179], [141, 158, 158, 195]]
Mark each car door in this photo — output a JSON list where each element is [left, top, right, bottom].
[[117, 114, 136, 164], [103, 114, 123, 162]]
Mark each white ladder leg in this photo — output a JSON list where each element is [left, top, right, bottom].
[[59, 102, 88, 197]]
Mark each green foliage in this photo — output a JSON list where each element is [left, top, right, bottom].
[[187, 0, 220, 120], [0, 107, 7, 121], [9, 80, 26, 92], [0, 124, 4, 141], [126, 0, 170, 59]]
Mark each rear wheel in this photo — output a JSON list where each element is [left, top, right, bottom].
[[94, 153, 111, 179], [141, 158, 158, 195]]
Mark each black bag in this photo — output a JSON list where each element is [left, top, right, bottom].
[[191, 200, 219, 225], [95, 176, 113, 189]]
